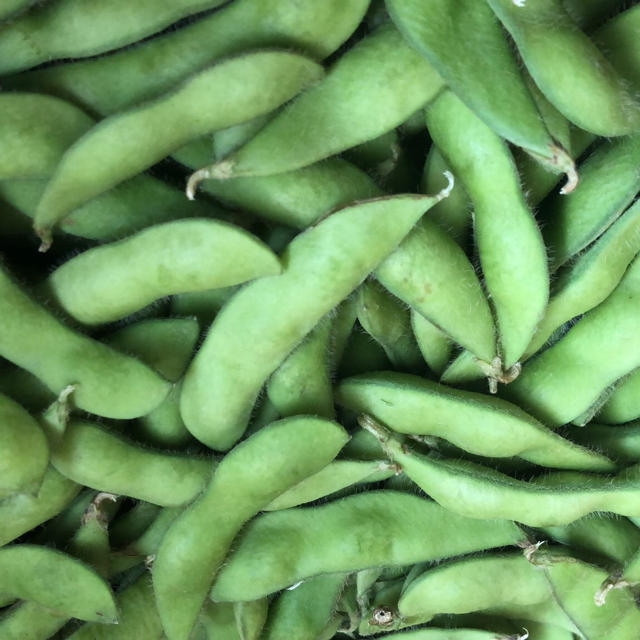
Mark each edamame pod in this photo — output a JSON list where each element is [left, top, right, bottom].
[[186, 24, 445, 191], [153, 416, 348, 640], [0, 263, 170, 419], [180, 191, 451, 451], [410, 310, 453, 376], [426, 90, 548, 370], [210, 491, 524, 602], [44, 219, 281, 324], [569, 423, 640, 465], [487, 0, 640, 136], [360, 631, 521, 640], [34, 51, 324, 249], [0, 545, 116, 623], [0, 600, 68, 640], [234, 599, 268, 640], [596, 368, 640, 424]]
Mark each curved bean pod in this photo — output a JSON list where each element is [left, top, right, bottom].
[[45, 220, 280, 324], [197, 602, 241, 640], [0, 0, 228, 74], [487, 0, 640, 135], [186, 24, 445, 190], [0, 392, 48, 498], [410, 310, 453, 376], [34, 51, 324, 249], [426, 90, 548, 370], [210, 491, 524, 602], [596, 369, 640, 425], [0, 600, 68, 640], [0, 263, 170, 419], [5, 0, 369, 116], [0, 545, 116, 623], [153, 416, 348, 640], [360, 631, 519, 640], [338, 372, 613, 471], [507, 253, 640, 426], [180, 191, 451, 451], [234, 598, 268, 640], [569, 423, 640, 465]]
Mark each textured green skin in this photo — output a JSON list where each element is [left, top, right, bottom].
[[211, 491, 523, 602], [153, 417, 348, 640], [361, 631, 514, 640], [0, 0, 228, 74], [109, 502, 161, 550], [180, 194, 445, 451], [33, 52, 324, 242], [357, 281, 424, 372], [543, 135, 640, 271], [43, 419, 213, 507], [597, 368, 640, 424], [213, 113, 272, 161], [234, 598, 268, 640], [0, 264, 169, 419], [0, 0, 40, 20], [0, 545, 116, 623], [527, 198, 640, 358], [399, 553, 551, 620], [570, 423, 640, 464], [340, 372, 613, 471], [487, 0, 640, 136], [0, 392, 48, 499], [266, 316, 334, 419], [508, 254, 640, 426], [0, 600, 68, 640], [201, 24, 445, 179], [376, 215, 496, 363], [427, 91, 548, 368], [410, 310, 452, 376], [5, 0, 369, 116], [263, 574, 345, 640], [170, 286, 236, 327], [197, 602, 241, 640], [563, 0, 627, 29], [0, 93, 92, 180], [387, 0, 560, 158], [45, 219, 280, 324]]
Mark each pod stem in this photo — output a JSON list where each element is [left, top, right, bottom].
[[185, 160, 235, 200], [35, 226, 53, 253]]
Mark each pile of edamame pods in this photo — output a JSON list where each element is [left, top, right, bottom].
[[3, 0, 640, 638]]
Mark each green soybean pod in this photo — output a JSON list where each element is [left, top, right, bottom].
[[0, 0, 230, 74], [0, 467, 80, 546], [263, 573, 346, 640], [0, 93, 92, 180], [0, 545, 116, 623], [186, 24, 446, 191], [569, 423, 640, 464], [0, 263, 169, 419], [564, 0, 627, 29], [525, 198, 640, 359], [44, 219, 281, 324], [507, 253, 640, 426], [487, 0, 640, 136], [153, 416, 348, 640], [109, 502, 161, 551], [0, 392, 48, 498], [361, 631, 520, 640], [387, 0, 575, 185], [212, 114, 272, 161], [410, 311, 453, 376], [196, 602, 241, 640], [210, 491, 524, 602], [0, 600, 68, 640], [5, 0, 368, 117], [33, 52, 324, 249], [180, 191, 451, 451], [339, 373, 614, 471], [426, 90, 548, 371], [596, 369, 640, 425], [234, 599, 268, 640]]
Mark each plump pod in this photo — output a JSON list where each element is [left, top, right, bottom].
[[180, 191, 451, 451], [0, 600, 69, 640], [597, 370, 640, 424], [0, 545, 116, 623], [44, 219, 281, 324], [569, 423, 640, 464], [210, 491, 523, 602], [0, 263, 170, 419], [33, 50, 324, 248]]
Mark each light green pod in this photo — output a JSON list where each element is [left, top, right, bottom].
[[329, 297, 359, 375], [426, 90, 548, 370], [0, 392, 48, 498], [33, 52, 324, 248], [387, 0, 575, 182], [266, 316, 334, 419], [171, 286, 237, 328], [596, 369, 640, 424], [357, 281, 424, 372], [0, 600, 68, 640], [410, 310, 452, 376], [569, 423, 640, 464], [0, 466, 79, 546], [526, 198, 640, 358], [210, 491, 523, 602], [361, 631, 518, 640], [339, 373, 613, 471], [109, 501, 161, 550], [234, 599, 268, 640], [0, 0, 40, 20], [42, 418, 213, 507], [0, 545, 116, 623], [153, 416, 348, 640], [197, 602, 241, 640], [263, 573, 346, 640], [0, 263, 170, 419], [564, 0, 627, 29], [0, 0, 229, 74], [376, 215, 496, 364], [0, 93, 92, 180], [186, 24, 445, 189], [5, 0, 369, 116], [45, 219, 280, 324], [212, 113, 272, 161], [507, 253, 640, 426], [180, 192, 451, 451]]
